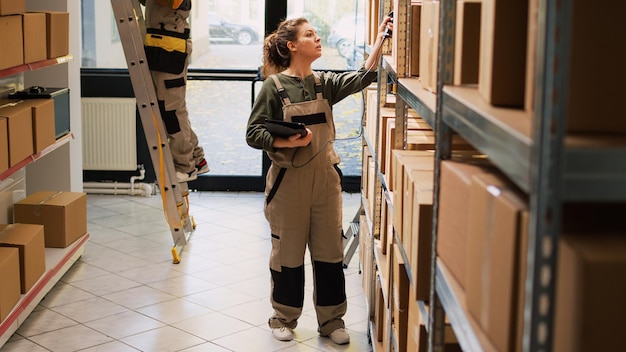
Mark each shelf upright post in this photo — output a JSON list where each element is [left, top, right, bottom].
[[377, 2, 394, 351], [428, 0, 456, 351], [110, 0, 195, 263], [394, 0, 410, 151], [524, 0, 572, 350]]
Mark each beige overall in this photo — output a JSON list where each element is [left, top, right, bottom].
[[265, 73, 347, 336]]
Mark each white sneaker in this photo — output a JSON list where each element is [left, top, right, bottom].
[[176, 169, 197, 182], [328, 328, 350, 345], [272, 327, 294, 341]]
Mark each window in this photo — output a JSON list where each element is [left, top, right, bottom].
[[82, 0, 368, 182]]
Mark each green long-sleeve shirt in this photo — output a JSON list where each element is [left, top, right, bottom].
[[246, 68, 377, 152]]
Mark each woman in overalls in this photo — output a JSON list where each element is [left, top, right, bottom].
[[246, 15, 392, 345]]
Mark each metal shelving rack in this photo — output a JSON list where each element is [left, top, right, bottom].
[[361, 0, 441, 350], [364, 0, 626, 351], [424, 0, 626, 351], [0, 7, 88, 347]]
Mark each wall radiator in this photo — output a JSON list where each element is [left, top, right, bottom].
[[82, 97, 138, 171]]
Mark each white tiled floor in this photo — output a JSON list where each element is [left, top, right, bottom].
[[1, 192, 371, 352]]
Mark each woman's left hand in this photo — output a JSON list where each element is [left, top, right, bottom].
[[378, 15, 393, 38]]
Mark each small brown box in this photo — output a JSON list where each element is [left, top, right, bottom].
[[0, 247, 20, 322], [454, 1, 481, 85], [0, 0, 25, 15], [409, 4, 422, 77], [566, 1, 626, 133], [45, 11, 69, 58], [465, 173, 528, 352], [21, 99, 55, 153], [374, 274, 385, 342], [554, 233, 626, 352], [23, 12, 47, 63], [0, 15, 24, 70], [14, 191, 87, 248], [392, 243, 410, 352], [0, 223, 46, 293], [478, 0, 528, 107], [437, 159, 494, 289], [0, 100, 34, 167], [408, 172, 433, 301], [419, 0, 439, 92]]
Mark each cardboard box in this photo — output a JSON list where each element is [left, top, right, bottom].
[[392, 243, 410, 352], [524, 0, 539, 113], [408, 172, 433, 301], [381, 189, 391, 253], [419, 0, 439, 92], [0, 247, 20, 322], [9, 87, 70, 139], [407, 287, 462, 352], [367, 0, 380, 46], [437, 159, 494, 289], [0, 223, 45, 293], [23, 12, 47, 64], [381, 111, 433, 179], [454, 1, 481, 85], [14, 191, 87, 248], [391, 149, 433, 199], [407, 289, 429, 352], [361, 146, 369, 192], [554, 233, 626, 352], [0, 100, 34, 167], [0, 117, 8, 173], [465, 173, 528, 352], [0, 15, 24, 70], [566, 1, 626, 133], [478, 0, 528, 107], [409, 3, 422, 77], [45, 11, 69, 58], [0, 0, 25, 16], [20, 99, 55, 153], [366, 152, 376, 225], [374, 274, 385, 342], [394, 156, 434, 243]]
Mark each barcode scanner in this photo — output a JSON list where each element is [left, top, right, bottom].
[[383, 11, 393, 39]]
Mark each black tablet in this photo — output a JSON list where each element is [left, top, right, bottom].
[[265, 119, 307, 138]]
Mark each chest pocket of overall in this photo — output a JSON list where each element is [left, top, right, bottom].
[[270, 73, 340, 168], [144, 28, 189, 74]]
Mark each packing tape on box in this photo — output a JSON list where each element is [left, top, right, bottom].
[[0, 223, 17, 236], [34, 191, 63, 217]]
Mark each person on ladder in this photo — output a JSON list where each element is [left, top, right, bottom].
[[139, 0, 208, 182], [246, 15, 393, 345]]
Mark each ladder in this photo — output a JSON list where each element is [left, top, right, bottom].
[[343, 206, 362, 269], [110, 0, 195, 263]]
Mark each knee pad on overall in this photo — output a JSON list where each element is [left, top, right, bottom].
[[314, 261, 346, 306], [271, 265, 305, 307]]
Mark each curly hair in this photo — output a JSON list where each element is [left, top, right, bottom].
[[261, 17, 309, 77]]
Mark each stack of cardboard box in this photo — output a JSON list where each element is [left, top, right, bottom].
[[0, 0, 70, 175], [0, 191, 86, 325]]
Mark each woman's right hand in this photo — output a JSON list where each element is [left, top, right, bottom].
[[272, 128, 313, 148]]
